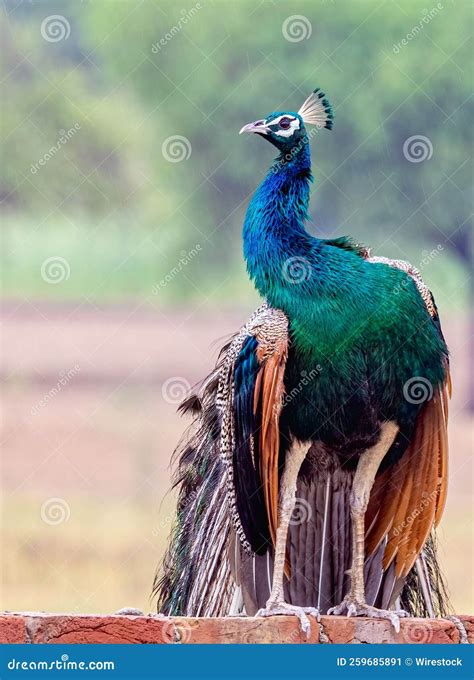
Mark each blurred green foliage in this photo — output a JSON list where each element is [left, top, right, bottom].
[[1, 0, 471, 307]]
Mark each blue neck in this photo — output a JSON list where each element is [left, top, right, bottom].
[[243, 142, 314, 297]]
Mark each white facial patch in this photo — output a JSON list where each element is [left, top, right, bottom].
[[270, 115, 300, 138]]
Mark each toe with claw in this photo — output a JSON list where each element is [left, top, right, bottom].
[[255, 600, 320, 638], [328, 597, 408, 633]]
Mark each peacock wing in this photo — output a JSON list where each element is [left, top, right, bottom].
[[218, 303, 289, 556]]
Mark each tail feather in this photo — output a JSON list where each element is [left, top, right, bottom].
[[153, 367, 237, 616], [236, 466, 387, 614], [154, 393, 451, 617], [225, 463, 450, 616], [399, 532, 451, 617], [153, 317, 451, 618]]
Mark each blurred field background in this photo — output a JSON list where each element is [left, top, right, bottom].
[[1, 0, 472, 615]]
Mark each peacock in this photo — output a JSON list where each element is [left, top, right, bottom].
[[154, 88, 452, 635]]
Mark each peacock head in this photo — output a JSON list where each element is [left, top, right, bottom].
[[239, 88, 333, 153]]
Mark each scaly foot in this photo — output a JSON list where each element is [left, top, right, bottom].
[[328, 597, 408, 633], [255, 601, 320, 638]]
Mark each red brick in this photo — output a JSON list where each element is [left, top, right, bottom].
[[459, 615, 474, 644], [0, 615, 27, 643], [0, 612, 472, 644], [26, 614, 171, 644]]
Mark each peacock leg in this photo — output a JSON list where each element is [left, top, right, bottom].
[[255, 440, 319, 637], [328, 421, 408, 631]]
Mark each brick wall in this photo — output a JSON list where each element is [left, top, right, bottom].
[[0, 613, 472, 644]]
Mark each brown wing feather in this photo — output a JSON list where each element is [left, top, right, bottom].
[[366, 369, 450, 578], [436, 384, 449, 524], [394, 411, 438, 575], [254, 336, 288, 547]]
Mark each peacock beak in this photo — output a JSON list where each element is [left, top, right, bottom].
[[239, 119, 268, 135]]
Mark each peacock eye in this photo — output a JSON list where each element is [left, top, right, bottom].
[[279, 117, 291, 130]]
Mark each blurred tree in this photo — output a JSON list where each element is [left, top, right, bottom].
[[1, 0, 471, 303]]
